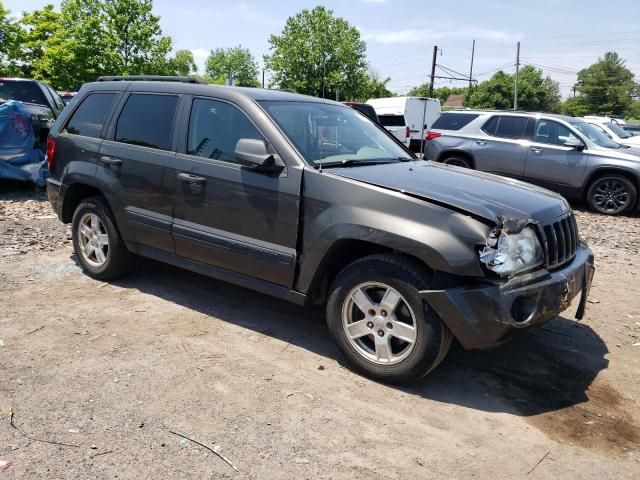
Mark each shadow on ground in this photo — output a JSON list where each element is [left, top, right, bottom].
[[93, 254, 610, 420]]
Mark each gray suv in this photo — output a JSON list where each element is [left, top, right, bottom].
[[46, 77, 594, 384], [425, 111, 640, 215]]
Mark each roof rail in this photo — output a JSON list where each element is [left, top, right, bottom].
[[96, 75, 206, 84]]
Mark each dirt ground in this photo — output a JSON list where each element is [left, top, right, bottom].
[[1, 183, 639, 479]]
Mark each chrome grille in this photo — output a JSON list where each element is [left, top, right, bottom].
[[540, 214, 579, 269]]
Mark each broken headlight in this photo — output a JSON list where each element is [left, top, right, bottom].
[[479, 227, 544, 276]]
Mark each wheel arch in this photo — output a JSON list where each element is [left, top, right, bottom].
[[62, 183, 107, 223], [436, 149, 475, 168], [583, 167, 640, 202]]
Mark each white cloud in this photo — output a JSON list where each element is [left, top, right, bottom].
[[359, 27, 518, 44]]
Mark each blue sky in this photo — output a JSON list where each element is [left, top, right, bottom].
[[7, 0, 640, 97]]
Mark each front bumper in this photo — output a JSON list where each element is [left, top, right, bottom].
[[421, 244, 594, 349]]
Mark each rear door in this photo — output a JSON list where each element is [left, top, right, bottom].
[[171, 96, 301, 287], [472, 115, 529, 178], [523, 118, 588, 195], [98, 92, 180, 253]]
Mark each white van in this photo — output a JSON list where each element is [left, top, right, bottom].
[[367, 97, 441, 152]]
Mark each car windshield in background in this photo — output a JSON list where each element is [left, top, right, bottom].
[[0, 81, 47, 106], [607, 122, 632, 139], [259, 101, 412, 167], [571, 121, 621, 149]]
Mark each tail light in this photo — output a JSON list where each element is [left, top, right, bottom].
[[405, 126, 410, 138], [425, 131, 442, 141], [46, 138, 57, 171]]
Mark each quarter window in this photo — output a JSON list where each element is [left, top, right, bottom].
[[534, 120, 578, 146], [432, 113, 479, 131], [187, 98, 263, 163], [115, 93, 178, 150], [482, 116, 528, 139], [66, 93, 117, 138]]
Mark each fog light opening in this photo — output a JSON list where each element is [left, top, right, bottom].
[[511, 295, 538, 325]]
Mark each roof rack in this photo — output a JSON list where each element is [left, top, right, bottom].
[[96, 75, 206, 84]]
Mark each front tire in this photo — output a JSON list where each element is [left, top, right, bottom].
[[442, 156, 472, 168], [71, 196, 134, 280], [586, 175, 637, 215], [326, 254, 452, 384]]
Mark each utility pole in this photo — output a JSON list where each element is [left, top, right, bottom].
[[468, 39, 475, 94], [262, 69, 265, 88], [513, 41, 520, 110], [428, 45, 438, 97]]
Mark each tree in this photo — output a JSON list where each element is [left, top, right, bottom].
[[102, 0, 172, 75], [205, 45, 259, 87], [36, 0, 174, 90], [466, 66, 560, 112], [15, 4, 61, 78], [0, 2, 22, 76], [571, 52, 638, 116], [169, 49, 197, 76], [359, 69, 393, 100], [264, 6, 368, 99], [407, 85, 467, 104]]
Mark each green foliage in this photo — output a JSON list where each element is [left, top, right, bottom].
[[358, 69, 393, 101], [407, 85, 467, 104], [205, 45, 259, 87], [101, 0, 172, 75], [169, 49, 197, 76], [570, 52, 638, 116], [264, 6, 368, 99], [16, 5, 61, 78], [0, 1, 23, 76], [466, 66, 560, 112]]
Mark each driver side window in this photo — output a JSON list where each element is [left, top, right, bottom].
[[534, 120, 578, 146], [187, 98, 263, 164]]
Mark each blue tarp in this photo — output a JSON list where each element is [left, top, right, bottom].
[[0, 100, 47, 186]]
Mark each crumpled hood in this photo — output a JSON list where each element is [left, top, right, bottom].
[[328, 161, 571, 230]]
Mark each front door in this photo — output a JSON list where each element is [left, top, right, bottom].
[[172, 97, 302, 287], [523, 119, 588, 196], [472, 115, 529, 178]]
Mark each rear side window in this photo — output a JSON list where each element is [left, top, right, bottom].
[[432, 113, 479, 131], [0, 80, 47, 105], [115, 93, 178, 150], [66, 93, 117, 138], [482, 116, 527, 139], [187, 98, 263, 164], [378, 115, 405, 127]]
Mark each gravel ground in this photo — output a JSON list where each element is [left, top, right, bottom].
[[1, 184, 639, 479]]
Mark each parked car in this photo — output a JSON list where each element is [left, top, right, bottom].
[[0, 77, 65, 148], [425, 111, 640, 215], [46, 78, 594, 384], [58, 91, 77, 106], [367, 96, 441, 152], [583, 117, 640, 147], [343, 102, 379, 123]]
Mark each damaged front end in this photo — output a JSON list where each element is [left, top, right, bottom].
[[423, 213, 595, 350]]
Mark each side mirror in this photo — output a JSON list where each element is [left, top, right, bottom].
[[234, 138, 276, 168], [564, 138, 585, 151]]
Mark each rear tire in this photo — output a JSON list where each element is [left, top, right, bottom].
[[326, 254, 452, 385], [442, 156, 472, 169], [71, 196, 134, 280], [586, 175, 637, 215]]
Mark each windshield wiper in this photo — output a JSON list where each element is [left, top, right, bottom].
[[316, 159, 402, 169]]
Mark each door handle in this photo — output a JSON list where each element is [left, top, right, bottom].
[[99, 156, 122, 166], [530, 147, 543, 153], [177, 172, 206, 184], [475, 140, 487, 146]]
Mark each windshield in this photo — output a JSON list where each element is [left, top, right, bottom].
[[0, 81, 47, 106], [571, 121, 621, 149], [259, 101, 412, 167], [607, 122, 632, 139]]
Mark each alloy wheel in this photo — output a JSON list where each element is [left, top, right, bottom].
[[592, 179, 630, 214], [77, 213, 109, 267]]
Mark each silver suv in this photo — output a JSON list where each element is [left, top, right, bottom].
[[424, 111, 640, 215]]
